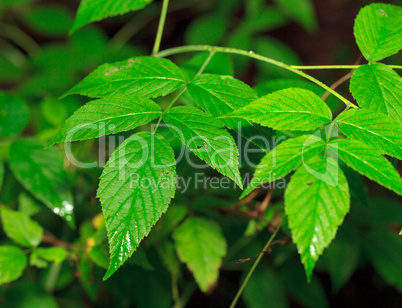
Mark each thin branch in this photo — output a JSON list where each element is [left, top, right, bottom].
[[235, 238, 292, 264], [42, 230, 75, 249], [321, 55, 362, 101], [154, 45, 358, 108], [257, 189, 273, 215], [229, 223, 282, 308]]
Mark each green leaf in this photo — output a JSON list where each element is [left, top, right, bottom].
[[163, 106, 242, 188], [97, 132, 176, 280], [274, 0, 317, 32], [64, 56, 185, 99], [89, 245, 109, 269], [328, 139, 402, 196], [50, 93, 161, 145], [30, 247, 68, 268], [173, 217, 227, 292], [0, 246, 27, 284], [364, 231, 402, 292], [241, 135, 326, 198], [255, 38, 301, 79], [284, 156, 350, 281], [187, 74, 273, 150], [158, 240, 180, 277], [354, 3, 402, 62], [9, 139, 75, 226], [25, 5, 73, 37], [322, 225, 360, 293], [0, 92, 30, 138], [280, 262, 329, 308], [0, 163, 4, 192], [242, 266, 288, 308], [336, 108, 402, 159], [0, 207, 43, 247], [18, 193, 42, 216], [350, 64, 402, 123], [185, 14, 228, 45], [71, 0, 152, 32], [254, 79, 323, 97], [148, 205, 187, 245], [224, 88, 332, 131]]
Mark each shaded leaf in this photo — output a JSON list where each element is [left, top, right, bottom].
[[25, 5, 73, 36], [284, 156, 350, 280], [350, 63, 402, 123], [64, 56, 185, 99], [51, 93, 161, 144], [224, 88, 332, 131], [9, 139, 74, 226], [328, 139, 402, 196], [336, 108, 402, 159], [71, 0, 152, 32], [243, 266, 288, 308], [0, 92, 29, 138], [354, 3, 402, 62], [163, 106, 242, 187], [274, 0, 317, 32], [0, 207, 43, 247], [364, 231, 402, 292], [185, 14, 228, 45], [173, 217, 227, 292], [0, 246, 27, 284], [97, 132, 176, 279], [241, 135, 325, 198], [280, 262, 329, 308], [322, 225, 360, 293]]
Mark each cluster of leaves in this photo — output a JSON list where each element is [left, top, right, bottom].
[[0, 0, 401, 307]]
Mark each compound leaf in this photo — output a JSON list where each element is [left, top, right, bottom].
[[0, 246, 27, 285], [64, 57, 185, 99], [354, 3, 402, 62], [97, 132, 176, 280], [328, 139, 402, 196], [173, 217, 227, 292], [241, 135, 325, 198], [285, 156, 350, 281], [224, 88, 332, 131], [51, 93, 161, 144], [9, 139, 75, 227], [187, 74, 273, 150], [350, 63, 402, 123], [71, 0, 152, 32], [163, 106, 242, 188], [0, 207, 43, 247], [336, 108, 402, 159]]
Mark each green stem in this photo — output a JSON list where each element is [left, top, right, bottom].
[[153, 86, 186, 134], [154, 45, 358, 108], [152, 51, 215, 134], [291, 64, 402, 70], [152, 0, 169, 55], [44, 262, 62, 293], [229, 223, 282, 308]]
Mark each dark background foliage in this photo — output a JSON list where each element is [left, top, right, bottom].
[[0, 0, 401, 307]]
